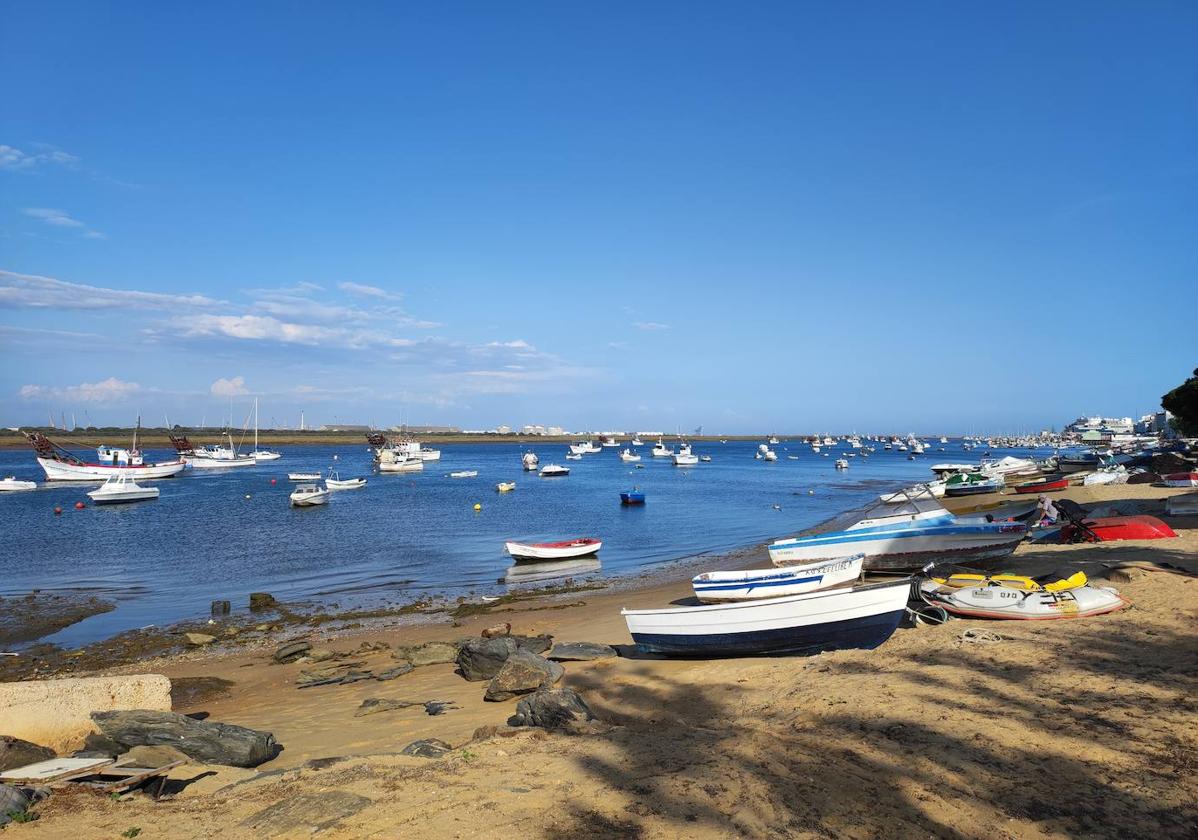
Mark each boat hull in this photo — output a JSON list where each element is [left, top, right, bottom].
[[37, 457, 186, 481], [505, 539, 601, 561], [186, 455, 257, 469], [769, 524, 1026, 573], [692, 555, 863, 602], [624, 580, 909, 657], [620, 492, 645, 505], [88, 488, 159, 504], [944, 482, 1002, 497], [1059, 515, 1177, 543], [1014, 478, 1069, 494]]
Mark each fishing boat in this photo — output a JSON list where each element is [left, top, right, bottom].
[[600, 435, 621, 448], [768, 489, 1027, 572], [691, 554, 864, 603], [768, 436, 780, 445], [377, 450, 423, 472], [521, 452, 539, 471], [619, 448, 641, 462], [943, 473, 1004, 496], [288, 472, 321, 481], [170, 432, 257, 469], [1162, 472, 1198, 487], [539, 464, 569, 477], [1013, 476, 1069, 494], [569, 440, 602, 455], [290, 484, 329, 506], [495, 481, 516, 493], [24, 430, 186, 481], [622, 578, 911, 657], [620, 489, 646, 505], [86, 472, 160, 504], [651, 440, 673, 457], [673, 452, 699, 466], [449, 470, 479, 478], [504, 537, 601, 561], [248, 399, 282, 461], [367, 433, 441, 462], [0, 476, 37, 492], [920, 579, 1126, 620]]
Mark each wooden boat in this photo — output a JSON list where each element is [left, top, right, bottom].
[[504, 537, 601, 561], [1162, 472, 1198, 487], [289, 484, 330, 507], [539, 464, 569, 477], [25, 431, 186, 481], [495, 481, 516, 493], [620, 489, 645, 505], [920, 580, 1126, 620], [87, 473, 159, 504], [325, 476, 366, 490], [692, 554, 864, 603], [0, 476, 37, 492], [1014, 476, 1069, 494], [622, 579, 911, 657], [288, 472, 321, 481]]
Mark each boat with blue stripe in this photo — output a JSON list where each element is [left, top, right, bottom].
[[692, 554, 864, 602], [620, 489, 646, 505]]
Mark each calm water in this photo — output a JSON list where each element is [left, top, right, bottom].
[[0, 439, 1048, 647]]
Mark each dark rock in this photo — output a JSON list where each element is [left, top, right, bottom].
[[456, 636, 518, 681], [0, 786, 31, 827], [338, 670, 375, 685], [397, 642, 458, 666], [546, 641, 617, 661], [241, 789, 371, 837], [273, 640, 312, 663], [249, 592, 278, 611], [81, 731, 126, 757], [485, 650, 564, 701], [307, 647, 337, 662], [210, 600, 231, 616], [303, 756, 346, 770], [481, 622, 511, 638], [91, 710, 280, 768], [0, 735, 54, 772], [508, 688, 596, 732], [424, 700, 460, 716], [400, 738, 452, 758], [375, 662, 413, 681], [513, 633, 554, 655], [295, 662, 368, 687], [354, 697, 419, 717], [352, 640, 390, 653]]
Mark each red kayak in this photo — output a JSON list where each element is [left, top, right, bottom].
[[1014, 477, 1069, 494], [1059, 515, 1178, 543], [1162, 472, 1198, 488]]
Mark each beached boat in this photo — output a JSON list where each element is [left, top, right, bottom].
[[929, 462, 975, 477], [87, 472, 160, 505], [944, 473, 1004, 496], [620, 489, 645, 505], [1165, 493, 1198, 515], [691, 554, 864, 603], [952, 499, 1038, 523], [522, 452, 539, 471], [290, 484, 329, 506], [495, 481, 516, 493], [1013, 476, 1069, 494], [539, 464, 569, 477], [1058, 514, 1177, 543], [25, 431, 186, 481], [449, 470, 479, 478], [504, 537, 601, 561], [0, 476, 37, 492], [619, 448, 641, 463], [768, 491, 1026, 572], [288, 472, 321, 481], [920, 580, 1126, 620], [622, 578, 911, 657], [880, 480, 946, 503], [1057, 453, 1104, 473], [1162, 472, 1198, 488]]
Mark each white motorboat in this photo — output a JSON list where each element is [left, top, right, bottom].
[[521, 451, 539, 471], [539, 464, 570, 477], [834, 458, 849, 469], [762, 450, 778, 462], [449, 470, 479, 478], [651, 440, 673, 457], [631, 437, 644, 446], [87, 472, 159, 505], [290, 484, 329, 506], [495, 481, 517, 493], [505, 537, 601, 561], [569, 440, 602, 455], [700, 455, 712, 462], [25, 430, 186, 481], [600, 435, 621, 448], [288, 472, 322, 481], [929, 462, 975, 477], [768, 436, 780, 445], [377, 449, 424, 472], [248, 399, 282, 461], [673, 452, 699, 466], [0, 476, 37, 492], [565, 452, 583, 460], [880, 480, 946, 502], [176, 433, 257, 468], [325, 471, 366, 490], [692, 554, 864, 603], [619, 448, 641, 462], [622, 578, 910, 657]]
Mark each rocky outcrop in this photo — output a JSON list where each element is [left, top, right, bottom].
[[0, 786, 31, 826], [508, 688, 597, 732], [456, 636, 518, 681], [397, 642, 458, 666], [272, 641, 311, 663], [241, 790, 371, 837], [91, 710, 279, 768], [0, 735, 54, 772], [400, 738, 451, 758], [546, 642, 617, 661], [513, 634, 554, 655], [484, 650, 564, 701], [354, 698, 419, 717]]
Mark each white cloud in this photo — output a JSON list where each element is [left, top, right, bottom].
[[19, 377, 141, 403], [633, 321, 670, 331], [0, 144, 80, 171], [210, 376, 249, 397], [22, 208, 105, 239], [483, 339, 533, 350], [0, 269, 218, 310], [170, 312, 419, 350], [338, 281, 401, 301]]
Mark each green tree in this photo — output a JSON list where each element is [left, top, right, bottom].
[[1161, 367, 1198, 436]]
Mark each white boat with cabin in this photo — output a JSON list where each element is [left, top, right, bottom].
[[87, 472, 160, 504], [290, 484, 330, 506], [25, 430, 186, 482], [619, 448, 641, 462], [0, 476, 38, 492]]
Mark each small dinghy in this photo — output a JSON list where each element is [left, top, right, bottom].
[[290, 484, 330, 507], [326, 476, 366, 490], [1162, 472, 1198, 488], [87, 472, 159, 504], [565, 453, 583, 461], [288, 472, 321, 481], [505, 537, 601, 561], [1054, 499, 1177, 543], [1014, 476, 1069, 494], [691, 554, 864, 603], [449, 470, 479, 478], [0, 476, 37, 492], [539, 464, 570, 477], [495, 481, 516, 493], [920, 579, 1127, 620], [622, 578, 911, 657], [700, 455, 712, 462], [620, 489, 646, 505]]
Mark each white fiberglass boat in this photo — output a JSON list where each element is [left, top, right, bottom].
[[25, 430, 186, 481], [920, 579, 1126, 620], [880, 480, 946, 503], [288, 472, 321, 481], [600, 435, 621, 448], [619, 448, 642, 462], [834, 458, 848, 469], [377, 450, 423, 472], [173, 433, 257, 468], [0, 476, 37, 492], [565, 452, 583, 460], [290, 484, 329, 506], [248, 399, 282, 461], [495, 481, 517, 493], [505, 537, 601, 561], [87, 472, 160, 504], [449, 470, 479, 478], [539, 464, 570, 477], [692, 554, 864, 603], [569, 441, 602, 455], [631, 437, 644, 446], [325, 471, 366, 489], [521, 452, 539, 471], [673, 452, 699, 466], [651, 440, 673, 458]]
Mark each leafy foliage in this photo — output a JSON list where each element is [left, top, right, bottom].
[[1162, 367, 1198, 436]]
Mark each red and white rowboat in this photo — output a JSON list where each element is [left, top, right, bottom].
[[504, 537, 602, 562], [1013, 476, 1069, 494], [1162, 472, 1198, 488]]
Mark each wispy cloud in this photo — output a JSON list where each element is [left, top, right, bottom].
[[0, 269, 219, 310], [338, 281, 401, 301], [19, 377, 142, 403], [22, 207, 105, 239], [633, 321, 670, 331], [210, 376, 249, 397], [168, 312, 421, 350], [0, 144, 80, 172]]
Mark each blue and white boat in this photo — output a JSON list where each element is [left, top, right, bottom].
[[622, 578, 911, 657], [767, 491, 1026, 573], [691, 554, 864, 603], [620, 489, 646, 505]]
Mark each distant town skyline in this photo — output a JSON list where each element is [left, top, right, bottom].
[[3, 4, 1195, 432]]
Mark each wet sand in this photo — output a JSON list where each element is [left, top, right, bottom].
[[13, 482, 1198, 838]]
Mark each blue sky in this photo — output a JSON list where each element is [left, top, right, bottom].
[[2, 1, 1195, 433]]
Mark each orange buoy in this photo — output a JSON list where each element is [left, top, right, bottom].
[[270, 478, 277, 485], [54, 506, 63, 515], [74, 501, 86, 510]]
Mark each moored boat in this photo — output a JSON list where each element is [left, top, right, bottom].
[[673, 452, 699, 466], [691, 554, 864, 603], [539, 464, 569, 477], [24, 431, 186, 481], [86, 472, 160, 504], [288, 472, 321, 481], [325, 472, 367, 489], [504, 537, 601, 561], [521, 452, 539, 471], [620, 489, 645, 505], [619, 448, 641, 462], [290, 484, 330, 506], [0, 476, 37, 492], [449, 470, 479, 478], [495, 481, 517, 493], [622, 578, 911, 657]]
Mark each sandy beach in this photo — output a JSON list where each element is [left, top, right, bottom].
[[8, 482, 1198, 839]]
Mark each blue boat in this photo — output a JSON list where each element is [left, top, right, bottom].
[[620, 489, 646, 505]]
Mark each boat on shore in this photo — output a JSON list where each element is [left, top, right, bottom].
[[622, 578, 911, 657], [1013, 476, 1069, 494], [290, 484, 330, 506], [0, 476, 37, 492], [1162, 472, 1198, 487], [24, 430, 186, 481], [691, 554, 864, 603], [880, 480, 946, 503], [504, 537, 602, 561], [920, 579, 1127, 620], [944, 473, 1004, 496], [87, 472, 160, 504]]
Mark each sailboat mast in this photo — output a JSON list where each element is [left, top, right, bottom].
[[254, 397, 259, 451]]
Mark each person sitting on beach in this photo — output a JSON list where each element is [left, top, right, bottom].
[[1037, 494, 1059, 525]]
